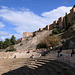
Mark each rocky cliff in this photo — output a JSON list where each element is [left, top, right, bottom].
[[14, 30, 52, 50]]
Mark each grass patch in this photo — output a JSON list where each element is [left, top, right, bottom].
[[6, 46, 16, 52]]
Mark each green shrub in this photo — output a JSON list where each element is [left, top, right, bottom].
[[6, 46, 16, 52], [52, 28, 59, 34], [36, 35, 60, 49], [52, 28, 65, 35], [49, 34, 53, 36], [60, 29, 65, 33], [36, 42, 47, 49]]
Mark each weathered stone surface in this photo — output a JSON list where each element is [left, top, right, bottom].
[[14, 30, 52, 50], [23, 32, 33, 40]]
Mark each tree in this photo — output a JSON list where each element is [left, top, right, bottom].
[[0, 41, 3, 49], [65, 13, 70, 30], [3, 41, 7, 49], [4, 38, 11, 48], [0, 35, 17, 49], [10, 35, 16, 45], [6, 45, 16, 52]]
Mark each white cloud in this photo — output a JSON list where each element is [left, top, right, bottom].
[[0, 22, 5, 29], [0, 31, 8, 36], [0, 6, 72, 40], [8, 34, 22, 39], [0, 7, 50, 34], [42, 6, 72, 22], [0, 33, 22, 41], [0, 36, 5, 41]]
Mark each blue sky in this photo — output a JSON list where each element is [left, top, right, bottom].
[[0, 0, 75, 40]]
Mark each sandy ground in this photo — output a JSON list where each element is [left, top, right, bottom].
[[0, 58, 30, 75], [0, 50, 40, 59]]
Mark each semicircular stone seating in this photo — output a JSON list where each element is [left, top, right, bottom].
[[2, 58, 75, 75]]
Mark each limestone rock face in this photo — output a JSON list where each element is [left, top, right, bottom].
[[14, 30, 52, 50]]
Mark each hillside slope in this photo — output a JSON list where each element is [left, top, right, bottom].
[[14, 30, 52, 50], [60, 24, 75, 49], [62, 24, 75, 39]]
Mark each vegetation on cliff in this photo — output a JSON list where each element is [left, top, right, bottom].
[[52, 28, 65, 35], [65, 13, 71, 30], [5, 45, 16, 52], [37, 22, 75, 50], [36, 35, 60, 49]]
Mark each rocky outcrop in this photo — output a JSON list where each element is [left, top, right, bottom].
[[62, 36, 75, 49], [61, 24, 75, 49], [14, 30, 52, 50], [62, 24, 75, 39]]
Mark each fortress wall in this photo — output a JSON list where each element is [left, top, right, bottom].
[[23, 32, 33, 39], [52, 6, 75, 29], [53, 20, 58, 24], [46, 25, 50, 30], [39, 28, 43, 31], [22, 6, 75, 39], [63, 17, 66, 28], [49, 24, 54, 29], [39, 25, 50, 31], [43, 6, 75, 30], [58, 17, 64, 29], [63, 7, 75, 28], [53, 20, 58, 28], [69, 8, 75, 22], [43, 27, 47, 30]]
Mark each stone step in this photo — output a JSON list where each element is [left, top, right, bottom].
[[28, 65, 38, 69], [33, 63, 42, 66], [1, 58, 75, 75]]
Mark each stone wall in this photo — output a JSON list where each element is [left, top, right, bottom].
[[39, 25, 50, 31], [69, 7, 75, 22], [39, 6, 75, 31], [23, 32, 33, 40], [63, 7, 75, 27], [39, 28, 43, 31], [58, 17, 64, 28]]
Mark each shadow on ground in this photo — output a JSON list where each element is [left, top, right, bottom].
[[2, 60, 75, 75]]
